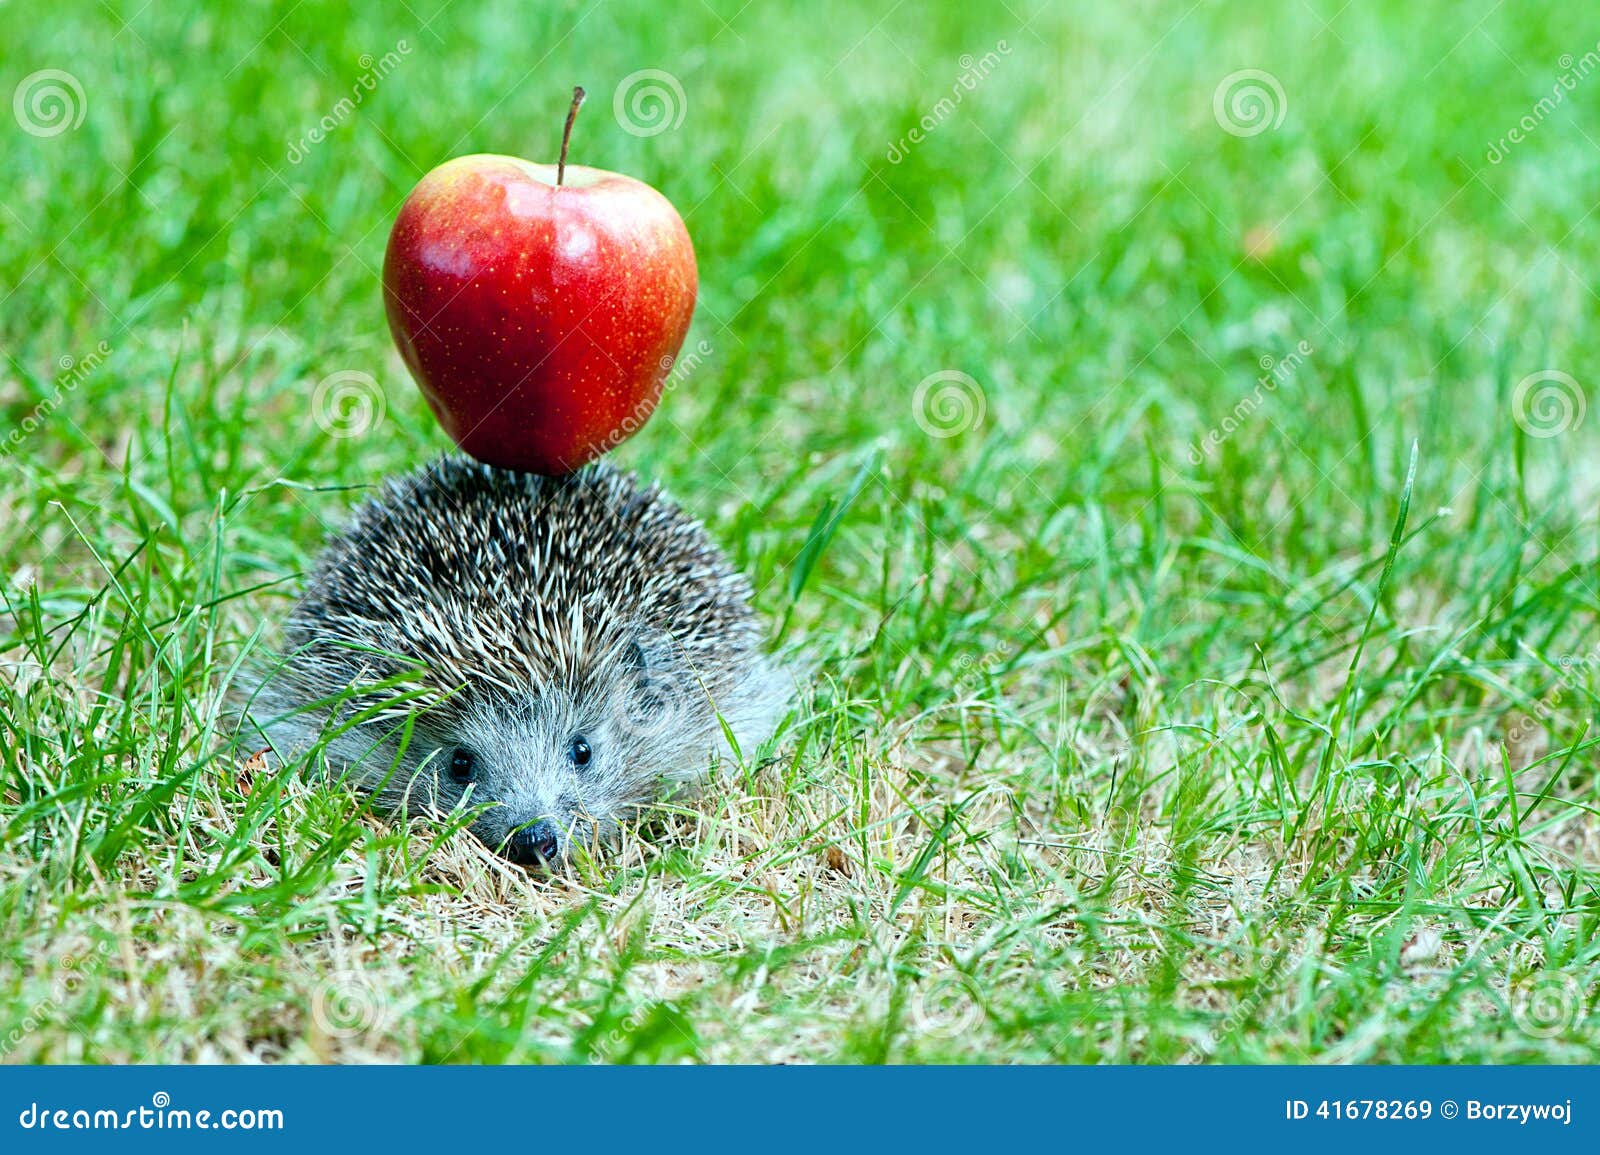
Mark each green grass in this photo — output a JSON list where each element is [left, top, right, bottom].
[[2, 0, 1598, 1063]]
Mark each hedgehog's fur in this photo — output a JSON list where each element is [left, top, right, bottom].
[[242, 455, 790, 865]]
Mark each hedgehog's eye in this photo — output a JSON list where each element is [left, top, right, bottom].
[[448, 747, 477, 785], [568, 737, 592, 767]]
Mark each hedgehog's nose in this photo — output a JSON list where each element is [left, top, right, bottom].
[[504, 821, 561, 866]]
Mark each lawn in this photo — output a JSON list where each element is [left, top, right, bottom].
[[1, 0, 1597, 1063]]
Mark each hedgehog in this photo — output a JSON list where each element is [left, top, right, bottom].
[[241, 455, 790, 866]]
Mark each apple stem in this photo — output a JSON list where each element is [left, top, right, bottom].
[[558, 86, 586, 186]]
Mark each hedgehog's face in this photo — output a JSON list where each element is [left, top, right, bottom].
[[408, 635, 718, 866]]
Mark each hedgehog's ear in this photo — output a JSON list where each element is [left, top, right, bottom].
[[624, 638, 648, 674], [624, 626, 677, 676], [617, 628, 684, 730]]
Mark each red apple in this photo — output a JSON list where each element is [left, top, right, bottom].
[[382, 88, 697, 475]]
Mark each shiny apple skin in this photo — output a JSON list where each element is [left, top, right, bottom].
[[382, 154, 698, 475]]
